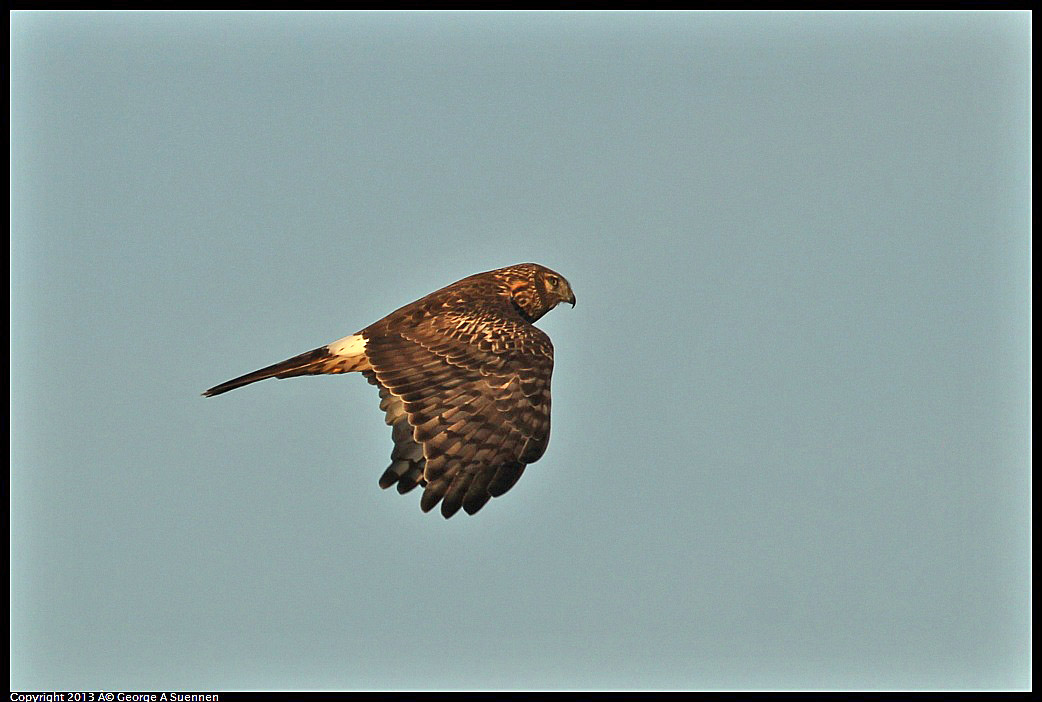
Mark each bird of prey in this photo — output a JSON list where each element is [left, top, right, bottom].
[[204, 263, 576, 518]]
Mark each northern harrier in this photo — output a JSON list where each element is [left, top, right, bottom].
[[204, 263, 576, 518]]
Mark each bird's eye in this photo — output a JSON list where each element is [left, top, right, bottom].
[[546, 275, 559, 287]]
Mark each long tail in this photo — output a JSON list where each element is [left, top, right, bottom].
[[203, 334, 370, 397]]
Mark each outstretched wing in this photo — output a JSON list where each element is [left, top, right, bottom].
[[363, 307, 554, 518]]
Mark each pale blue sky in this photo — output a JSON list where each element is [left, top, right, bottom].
[[10, 11, 1031, 691]]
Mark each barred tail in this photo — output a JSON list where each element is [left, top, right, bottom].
[[203, 334, 370, 397]]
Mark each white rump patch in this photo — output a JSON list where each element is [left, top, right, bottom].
[[327, 333, 367, 358]]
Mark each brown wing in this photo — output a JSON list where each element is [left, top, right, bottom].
[[362, 307, 554, 518], [364, 371, 426, 495]]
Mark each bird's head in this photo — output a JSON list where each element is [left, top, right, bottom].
[[500, 263, 576, 323]]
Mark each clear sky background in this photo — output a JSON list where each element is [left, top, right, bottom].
[[10, 11, 1030, 691]]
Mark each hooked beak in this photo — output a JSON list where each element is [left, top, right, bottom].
[[567, 292, 576, 308]]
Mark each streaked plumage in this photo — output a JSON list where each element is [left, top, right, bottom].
[[204, 263, 575, 518]]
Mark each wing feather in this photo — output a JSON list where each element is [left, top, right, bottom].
[[362, 306, 554, 517]]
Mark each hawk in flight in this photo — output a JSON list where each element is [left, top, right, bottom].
[[204, 263, 576, 518]]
